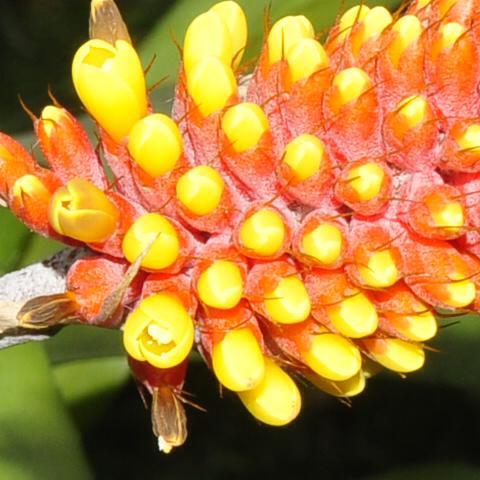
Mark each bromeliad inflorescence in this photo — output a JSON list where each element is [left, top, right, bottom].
[[2, 0, 480, 452]]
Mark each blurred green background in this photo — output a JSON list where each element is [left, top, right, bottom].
[[1, 1, 480, 479]]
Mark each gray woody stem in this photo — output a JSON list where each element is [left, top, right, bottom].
[[0, 248, 88, 350]]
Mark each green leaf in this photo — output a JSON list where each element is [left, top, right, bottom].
[[53, 356, 130, 431], [45, 325, 124, 365], [0, 343, 92, 479], [0, 208, 31, 275]]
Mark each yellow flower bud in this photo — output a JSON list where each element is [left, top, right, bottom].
[[268, 16, 315, 64], [352, 6, 392, 55], [395, 95, 428, 131], [307, 370, 366, 397], [197, 260, 244, 309], [301, 224, 343, 266], [358, 249, 399, 288], [72, 39, 147, 141], [286, 38, 329, 83], [186, 56, 237, 117], [364, 338, 425, 373], [264, 276, 311, 324], [12, 174, 51, 207], [183, 11, 233, 76], [443, 272, 476, 308], [433, 22, 466, 58], [337, 5, 370, 42], [347, 162, 385, 202], [456, 124, 480, 152], [209, 1, 248, 68], [123, 293, 194, 369], [176, 165, 224, 216], [389, 15, 422, 67], [239, 209, 285, 257], [326, 292, 378, 338], [48, 178, 118, 243], [122, 213, 180, 270], [128, 114, 183, 178], [427, 199, 464, 234], [238, 358, 301, 426], [221, 103, 269, 152], [331, 67, 372, 112], [302, 332, 362, 381], [212, 328, 265, 391], [283, 134, 325, 182]]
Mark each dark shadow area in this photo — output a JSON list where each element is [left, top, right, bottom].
[[83, 362, 480, 480], [0, 0, 174, 132]]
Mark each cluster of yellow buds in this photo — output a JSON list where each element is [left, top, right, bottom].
[[3, 0, 480, 452]]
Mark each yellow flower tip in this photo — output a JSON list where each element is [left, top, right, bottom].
[[48, 178, 118, 243], [347, 162, 385, 202], [176, 165, 224, 216], [0, 144, 14, 163], [183, 11, 232, 76], [12, 174, 51, 207], [327, 292, 378, 338], [301, 224, 343, 266], [221, 103, 269, 152], [122, 213, 180, 270], [396, 95, 428, 131], [426, 198, 464, 234], [358, 249, 399, 288], [186, 56, 237, 117], [212, 328, 265, 391], [456, 124, 480, 153], [444, 274, 476, 308], [352, 6, 392, 55], [391, 311, 438, 342], [267, 15, 315, 64], [72, 38, 147, 141], [264, 276, 311, 324], [238, 358, 301, 426], [365, 338, 425, 373], [197, 260, 244, 309], [123, 293, 194, 369], [209, 1, 248, 68], [331, 67, 372, 113], [286, 38, 329, 83], [40, 105, 69, 137], [239, 209, 285, 257], [128, 114, 183, 178], [302, 333, 362, 381], [433, 22, 466, 57], [389, 15, 422, 67], [337, 5, 370, 42], [439, 0, 459, 16], [283, 134, 324, 183], [307, 370, 366, 398]]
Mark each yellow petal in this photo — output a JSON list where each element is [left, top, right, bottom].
[[212, 328, 265, 391], [264, 276, 311, 324], [238, 358, 301, 426], [221, 103, 269, 152], [128, 114, 183, 178], [239, 209, 285, 257], [197, 260, 244, 309], [186, 56, 237, 116], [122, 213, 180, 270]]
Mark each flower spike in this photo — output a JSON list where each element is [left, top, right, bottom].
[[6, 0, 480, 451]]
